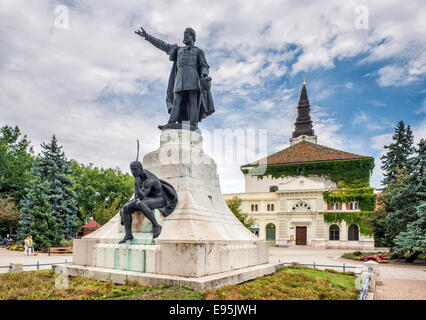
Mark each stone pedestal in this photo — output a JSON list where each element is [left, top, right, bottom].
[[61, 130, 269, 289]]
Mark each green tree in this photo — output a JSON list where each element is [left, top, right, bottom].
[[70, 161, 133, 225], [17, 176, 63, 249], [226, 196, 255, 229], [392, 139, 426, 261], [0, 194, 21, 237], [380, 168, 418, 247], [92, 195, 122, 225], [0, 125, 34, 202], [374, 121, 417, 248], [35, 135, 79, 239], [380, 121, 415, 187]]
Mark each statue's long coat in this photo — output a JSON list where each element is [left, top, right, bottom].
[[144, 34, 215, 122]]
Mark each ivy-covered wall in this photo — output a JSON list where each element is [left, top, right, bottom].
[[321, 188, 377, 235], [320, 211, 375, 236], [241, 157, 377, 236], [323, 188, 377, 211], [241, 157, 375, 188]]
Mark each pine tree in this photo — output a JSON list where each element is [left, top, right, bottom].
[[17, 176, 63, 249], [381, 168, 418, 248], [35, 135, 78, 239], [392, 139, 426, 260], [380, 121, 415, 187]]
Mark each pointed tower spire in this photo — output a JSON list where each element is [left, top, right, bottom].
[[290, 79, 317, 145], [292, 78, 314, 138]]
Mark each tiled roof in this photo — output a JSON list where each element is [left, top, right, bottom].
[[82, 220, 101, 229], [242, 140, 371, 167]]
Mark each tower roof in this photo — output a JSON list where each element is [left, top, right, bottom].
[[292, 80, 314, 138], [242, 140, 371, 168]]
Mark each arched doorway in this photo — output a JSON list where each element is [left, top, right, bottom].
[[266, 223, 276, 244]]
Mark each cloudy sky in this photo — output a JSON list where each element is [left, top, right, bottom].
[[0, 0, 425, 193]]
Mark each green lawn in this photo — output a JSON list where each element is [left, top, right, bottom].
[[204, 266, 359, 300], [0, 266, 359, 300]]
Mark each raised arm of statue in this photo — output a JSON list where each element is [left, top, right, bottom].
[[135, 26, 176, 56]]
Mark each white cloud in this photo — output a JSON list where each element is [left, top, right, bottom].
[[413, 119, 426, 145], [369, 100, 387, 107], [0, 0, 425, 194], [415, 99, 426, 115], [345, 82, 354, 89], [376, 64, 421, 87], [371, 133, 393, 152]]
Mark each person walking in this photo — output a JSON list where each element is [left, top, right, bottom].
[[24, 236, 31, 256], [29, 236, 36, 256]]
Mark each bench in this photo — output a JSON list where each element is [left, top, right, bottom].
[[48, 247, 73, 256], [0, 240, 16, 248]]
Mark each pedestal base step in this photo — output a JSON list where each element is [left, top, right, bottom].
[[53, 262, 279, 292]]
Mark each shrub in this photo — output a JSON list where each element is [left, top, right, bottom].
[[353, 251, 362, 256], [324, 269, 338, 274], [60, 240, 73, 248], [6, 245, 24, 251]]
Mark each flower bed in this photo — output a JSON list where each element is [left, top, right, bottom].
[[342, 251, 389, 263], [358, 255, 389, 263], [6, 245, 25, 252]]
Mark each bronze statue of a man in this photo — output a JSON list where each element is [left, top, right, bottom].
[[135, 27, 215, 131], [119, 160, 178, 244]]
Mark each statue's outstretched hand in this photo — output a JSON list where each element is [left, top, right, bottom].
[[135, 27, 147, 38]]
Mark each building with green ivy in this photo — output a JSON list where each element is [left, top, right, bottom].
[[224, 81, 376, 249]]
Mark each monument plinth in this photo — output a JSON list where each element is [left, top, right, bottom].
[[57, 130, 271, 290]]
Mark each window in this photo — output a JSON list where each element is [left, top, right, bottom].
[[251, 204, 258, 211], [348, 225, 359, 241], [330, 203, 340, 210], [269, 185, 278, 192], [349, 201, 358, 210], [267, 204, 270, 211], [250, 223, 259, 236], [293, 202, 311, 211], [329, 224, 340, 240], [271, 204, 274, 211]]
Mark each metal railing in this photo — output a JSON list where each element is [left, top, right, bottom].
[[357, 266, 373, 300], [0, 260, 71, 272], [277, 261, 360, 273]]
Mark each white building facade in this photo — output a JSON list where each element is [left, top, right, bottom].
[[224, 83, 375, 250]]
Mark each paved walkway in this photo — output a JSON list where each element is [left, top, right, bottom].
[[269, 247, 365, 269], [374, 264, 426, 300], [0, 248, 72, 273], [374, 279, 426, 300]]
